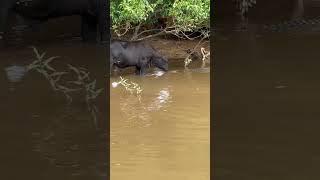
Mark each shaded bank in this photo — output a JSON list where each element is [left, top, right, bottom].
[[1, 16, 82, 47], [215, 0, 320, 23], [2, 14, 210, 62], [145, 37, 210, 61]]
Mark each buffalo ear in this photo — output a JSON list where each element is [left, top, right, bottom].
[[120, 41, 128, 49]]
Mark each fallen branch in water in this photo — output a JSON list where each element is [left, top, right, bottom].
[[201, 47, 210, 61], [200, 47, 210, 68], [184, 47, 210, 68], [112, 76, 143, 96], [27, 46, 103, 128], [27, 46, 77, 102], [184, 57, 193, 67], [184, 33, 210, 67]]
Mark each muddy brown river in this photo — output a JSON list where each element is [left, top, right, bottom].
[[4, 1, 320, 179], [0, 16, 211, 179], [214, 8, 320, 179], [110, 63, 210, 180]]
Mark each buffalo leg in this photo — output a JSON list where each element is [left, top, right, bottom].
[[81, 15, 97, 42], [138, 63, 148, 76], [135, 67, 141, 75], [0, 7, 9, 41], [98, 0, 108, 43], [110, 60, 115, 75]]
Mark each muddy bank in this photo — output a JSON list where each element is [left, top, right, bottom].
[[145, 37, 210, 60], [112, 36, 210, 61]]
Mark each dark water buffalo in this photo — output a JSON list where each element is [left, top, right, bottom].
[[0, 0, 107, 43], [110, 40, 169, 75]]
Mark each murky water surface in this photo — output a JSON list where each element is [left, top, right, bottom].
[[0, 17, 107, 180], [214, 11, 320, 179], [110, 62, 210, 180], [0, 13, 213, 180], [0, 16, 210, 180]]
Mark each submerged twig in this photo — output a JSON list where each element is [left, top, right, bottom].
[[200, 47, 210, 68], [184, 33, 209, 68], [112, 76, 143, 96], [27, 47, 103, 128]]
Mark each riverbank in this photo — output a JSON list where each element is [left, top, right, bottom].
[[145, 37, 210, 60]]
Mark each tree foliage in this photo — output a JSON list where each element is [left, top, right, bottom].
[[110, 0, 210, 39], [111, 0, 157, 28], [168, 0, 209, 30]]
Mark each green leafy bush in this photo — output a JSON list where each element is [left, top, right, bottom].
[[110, 0, 210, 36], [111, 0, 157, 29], [168, 0, 210, 30]]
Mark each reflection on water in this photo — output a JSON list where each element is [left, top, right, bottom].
[[111, 64, 210, 180], [147, 87, 171, 111], [31, 107, 104, 176], [0, 39, 107, 179], [214, 12, 320, 179], [5, 65, 27, 82]]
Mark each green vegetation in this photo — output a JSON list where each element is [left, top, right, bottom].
[[111, 0, 210, 40]]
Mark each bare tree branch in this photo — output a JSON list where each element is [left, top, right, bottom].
[[184, 33, 210, 67], [114, 22, 132, 37], [136, 30, 167, 41], [131, 22, 142, 40], [112, 19, 210, 48], [135, 28, 164, 38]]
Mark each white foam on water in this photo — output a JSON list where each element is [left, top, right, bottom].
[[112, 82, 119, 88], [5, 65, 27, 83]]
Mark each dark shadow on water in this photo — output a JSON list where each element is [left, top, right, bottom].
[[214, 2, 320, 179], [0, 16, 107, 180]]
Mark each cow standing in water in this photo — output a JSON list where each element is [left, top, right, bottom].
[[110, 40, 168, 75]]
